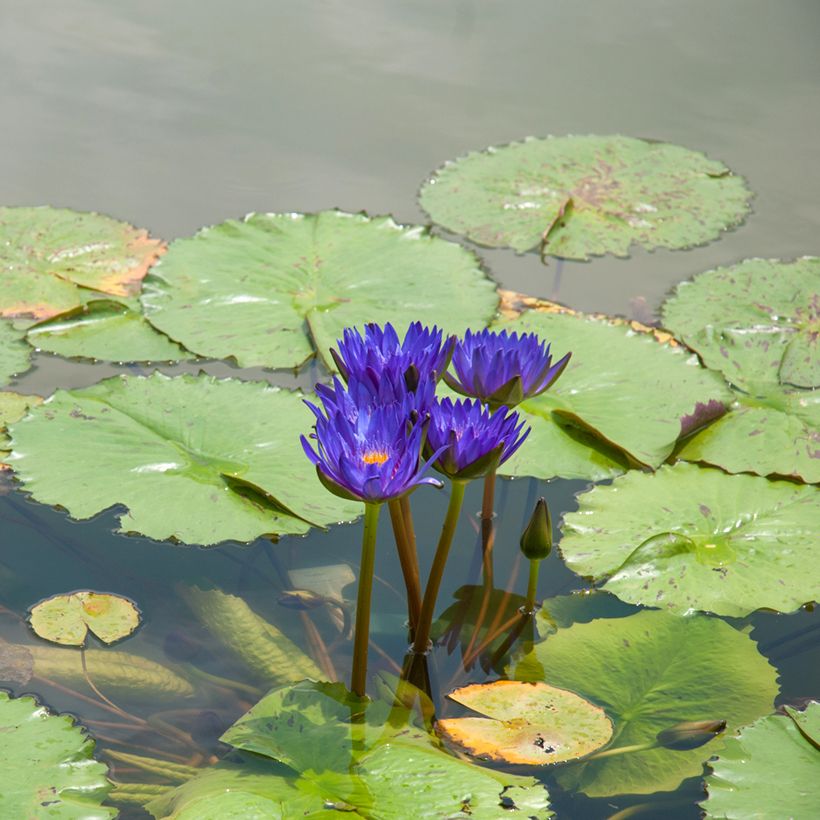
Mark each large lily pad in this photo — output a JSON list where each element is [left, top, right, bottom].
[[8, 372, 361, 546], [702, 702, 820, 819], [437, 680, 613, 765], [26, 299, 192, 363], [677, 389, 820, 483], [662, 257, 820, 391], [0, 391, 42, 467], [0, 206, 165, 320], [29, 591, 141, 646], [215, 681, 553, 819], [419, 135, 751, 259], [0, 320, 31, 385], [140, 211, 499, 370], [559, 463, 819, 617], [512, 608, 779, 797], [0, 691, 115, 818], [494, 311, 731, 480]]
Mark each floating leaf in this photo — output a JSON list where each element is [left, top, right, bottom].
[[179, 586, 322, 685], [0, 321, 31, 385], [494, 311, 731, 480], [437, 680, 612, 765], [28, 590, 141, 646], [559, 463, 819, 616], [677, 389, 820, 483], [26, 299, 192, 363], [0, 691, 115, 818], [0, 391, 42, 467], [0, 640, 196, 702], [702, 703, 820, 819], [420, 135, 751, 259], [512, 608, 779, 797], [662, 257, 820, 391], [140, 211, 498, 370], [218, 681, 553, 818], [0, 206, 165, 320], [8, 372, 360, 546]]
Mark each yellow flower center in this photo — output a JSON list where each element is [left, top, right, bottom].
[[362, 450, 389, 465]]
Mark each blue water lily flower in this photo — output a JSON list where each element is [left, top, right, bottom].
[[443, 328, 571, 408], [301, 392, 444, 503], [315, 372, 435, 418], [424, 397, 530, 481], [331, 322, 455, 393]]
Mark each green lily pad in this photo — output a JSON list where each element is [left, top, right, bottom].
[[8, 372, 361, 546], [29, 591, 141, 646], [0, 206, 165, 321], [26, 299, 193, 363], [419, 135, 751, 259], [0, 391, 42, 465], [140, 210, 499, 370], [0, 320, 32, 385], [0, 691, 115, 818], [677, 389, 820, 483], [702, 702, 820, 819], [661, 257, 820, 391], [437, 680, 613, 765], [512, 608, 779, 797], [219, 681, 552, 818], [559, 463, 819, 617], [494, 311, 731, 480]]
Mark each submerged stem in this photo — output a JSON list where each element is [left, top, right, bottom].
[[388, 499, 422, 635], [351, 503, 381, 697], [413, 481, 467, 655]]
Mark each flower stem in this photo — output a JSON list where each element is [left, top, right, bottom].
[[525, 559, 541, 613], [399, 495, 417, 559], [351, 502, 381, 697], [388, 499, 422, 635], [413, 481, 467, 655], [481, 469, 496, 522]]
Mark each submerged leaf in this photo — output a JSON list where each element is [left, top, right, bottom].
[[494, 311, 731, 480], [420, 135, 751, 259], [8, 372, 360, 545], [702, 702, 820, 819], [437, 680, 612, 765], [560, 463, 819, 616], [512, 608, 779, 796], [0, 205, 165, 320], [28, 590, 141, 646], [141, 210, 498, 370], [0, 691, 115, 818]]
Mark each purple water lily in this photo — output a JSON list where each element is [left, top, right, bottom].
[[331, 322, 455, 394], [443, 328, 571, 408], [315, 371, 435, 419], [424, 397, 530, 481], [301, 391, 444, 503]]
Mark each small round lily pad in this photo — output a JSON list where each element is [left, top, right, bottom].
[[420, 135, 751, 260], [437, 680, 613, 765], [29, 591, 141, 646], [0, 206, 165, 320]]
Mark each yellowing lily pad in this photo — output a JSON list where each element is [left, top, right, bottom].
[[437, 680, 613, 765], [29, 591, 141, 646]]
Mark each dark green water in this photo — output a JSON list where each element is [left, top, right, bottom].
[[1, 1, 819, 817]]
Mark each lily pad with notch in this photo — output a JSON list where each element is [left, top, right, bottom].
[[0, 320, 32, 386], [559, 463, 819, 617], [493, 311, 731, 480], [701, 702, 820, 819], [512, 608, 779, 797], [0, 205, 165, 321], [437, 680, 613, 765], [419, 135, 751, 260], [8, 372, 361, 546], [140, 210, 499, 370], [0, 391, 42, 468], [28, 591, 141, 647]]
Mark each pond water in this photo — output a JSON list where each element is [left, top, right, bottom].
[[1, 1, 819, 818]]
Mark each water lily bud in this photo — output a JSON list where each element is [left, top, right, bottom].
[[656, 719, 727, 750], [520, 497, 552, 561]]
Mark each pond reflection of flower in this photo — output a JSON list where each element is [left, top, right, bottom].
[[444, 328, 571, 408]]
